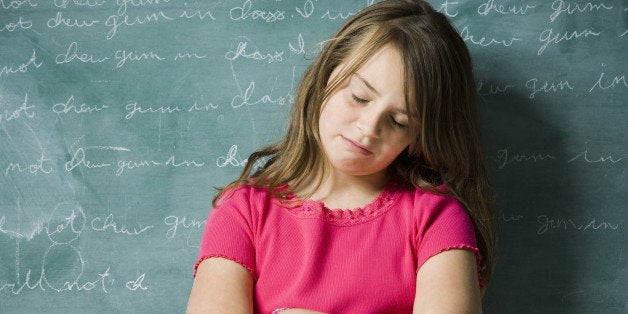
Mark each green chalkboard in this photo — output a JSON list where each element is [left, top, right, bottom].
[[1, 0, 625, 313]]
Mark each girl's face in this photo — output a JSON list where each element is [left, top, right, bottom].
[[318, 44, 412, 183]]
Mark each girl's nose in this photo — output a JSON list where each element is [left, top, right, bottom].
[[356, 109, 382, 139]]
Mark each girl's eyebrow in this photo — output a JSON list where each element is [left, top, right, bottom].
[[355, 73, 380, 96], [355, 73, 408, 115]]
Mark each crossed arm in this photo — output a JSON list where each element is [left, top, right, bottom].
[[186, 249, 481, 314]]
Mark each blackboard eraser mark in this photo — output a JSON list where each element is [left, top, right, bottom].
[[1, 0, 37, 10], [0, 92, 35, 125], [537, 28, 601, 55], [588, 72, 627, 92], [229, 0, 286, 23], [0, 16, 32, 32], [476, 0, 536, 16], [549, 0, 614, 23], [0, 49, 42, 78], [459, 26, 520, 47]]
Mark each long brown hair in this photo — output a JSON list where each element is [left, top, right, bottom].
[[216, 0, 497, 288]]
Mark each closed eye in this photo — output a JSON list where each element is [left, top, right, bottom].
[[390, 116, 407, 129], [351, 94, 368, 104]]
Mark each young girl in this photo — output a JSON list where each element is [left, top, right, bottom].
[[188, 0, 496, 313]]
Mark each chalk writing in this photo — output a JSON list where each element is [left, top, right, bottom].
[[460, 26, 520, 47], [230, 80, 294, 108], [55, 41, 109, 65], [91, 214, 154, 236], [164, 215, 205, 239], [477, 0, 536, 16], [105, 11, 174, 40], [1, 0, 37, 9], [295, 0, 315, 18], [187, 101, 218, 112], [174, 52, 207, 61], [225, 38, 285, 63], [538, 28, 601, 55], [230, 0, 285, 23], [437, 0, 459, 17], [53, 0, 106, 8], [501, 213, 525, 222], [567, 148, 623, 164], [321, 7, 359, 20], [125, 102, 180, 119], [216, 145, 247, 167], [549, 0, 613, 22], [179, 8, 215, 20], [537, 215, 620, 235], [494, 148, 556, 170], [525, 78, 574, 99], [0, 16, 32, 32], [477, 80, 514, 96], [5, 150, 53, 176], [125, 273, 148, 291], [0, 49, 42, 78], [165, 155, 205, 168], [589, 73, 627, 92], [288, 33, 325, 56], [0, 93, 35, 125], [116, 0, 170, 16], [64, 147, 118, 172], [115, 159, 161, 176], [47, 11, 100, 29], [115, 49, 165, 68], [52, 95, 109, 115]]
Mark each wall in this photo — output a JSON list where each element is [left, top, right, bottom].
[[0, 0, 625, 313]]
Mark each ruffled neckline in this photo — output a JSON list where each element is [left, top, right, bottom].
[[284, 183, 402, 226]]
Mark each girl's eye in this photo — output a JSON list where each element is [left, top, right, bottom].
[[351, 94, 368, 104], [390, 116, 407, 129]]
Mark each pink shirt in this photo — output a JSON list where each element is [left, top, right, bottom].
[[195, 183, 480, 313]]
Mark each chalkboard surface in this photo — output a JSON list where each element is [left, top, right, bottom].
[[1, 0, 625, 313]]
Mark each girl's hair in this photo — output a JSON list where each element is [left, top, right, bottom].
[[215, 0, 497, 288]]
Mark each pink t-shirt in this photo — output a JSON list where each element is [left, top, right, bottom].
[[195, 182, 480, 313]]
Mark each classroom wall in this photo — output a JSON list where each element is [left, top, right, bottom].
[[1, 0, 625, 313]]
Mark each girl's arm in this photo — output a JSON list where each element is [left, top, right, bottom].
[[187, 257, 254, 314], [413, 249, 482, 314]]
